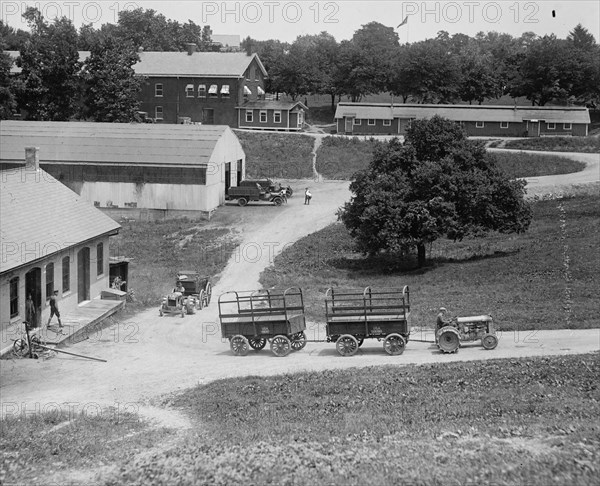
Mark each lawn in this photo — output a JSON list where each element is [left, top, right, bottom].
[[261, 194, 600, 331], [502, 136, 600, 153], [234, 130, 315, 179], [49, 353, 596, 486], [110, 218, 238, 312], [315, 136, 586, 180]]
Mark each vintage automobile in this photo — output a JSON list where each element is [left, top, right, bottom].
[[239, 179, 293, 198], [159, 272, 212, 317], [227, 182, 286, 206], [436, 313, 498, 353]]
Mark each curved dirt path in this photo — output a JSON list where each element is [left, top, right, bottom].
[[2, 152, 599, 419]]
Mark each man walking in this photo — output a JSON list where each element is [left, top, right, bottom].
[[47, 290, 63, 328], [304, 187, 312, 205]]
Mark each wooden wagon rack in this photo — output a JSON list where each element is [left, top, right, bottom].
[[219, 287, 307, 357], [325, 286, 411, 356]]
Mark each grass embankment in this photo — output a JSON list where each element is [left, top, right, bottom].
[[0, 409, 172, 484], [235, 131, 315, 179], [261, 195, 600, 331], [503, 137, 600, 153], [110, 219, 237, 312], [87, 354, 600, 485], [315, 136, 586, 180]]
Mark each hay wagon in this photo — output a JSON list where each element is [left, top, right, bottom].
[[219, 287, 307, 357], [325, 286, 411, 356]]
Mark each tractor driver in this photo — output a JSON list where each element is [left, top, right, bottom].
[[436, 307, 449, 331], [174, 281, 185, 294]]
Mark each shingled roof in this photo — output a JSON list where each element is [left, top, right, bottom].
[[0, 121, 232, 167], [1, 163, 120, 273], [334, 103, 591, 124]]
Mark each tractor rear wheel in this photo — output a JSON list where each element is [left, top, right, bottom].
[[437, 327, 460, 353], [481, 333, 499, 350]]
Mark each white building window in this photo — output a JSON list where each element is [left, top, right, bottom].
[[243, 86, 251, 99], [368, 119, 375, 126], [383, 120, 391, 126], [9, 276, 19, 318], [246, 110, 253, 123], [185, 84, 194, 98], [353, 119, 361, 125], [260, 110, 267, 123], [476, 121, 484, 128], [501, 121, 509, 129], [221, 84, 230, 98], [548, 122, 556, 130], [257, 86, 265, 100], [155, 83, 163, 97], [563, 123, 572, 130], [155, 106, 163, 120], [198, 85, 206, 98], [208, 84, 218, 98], [274, 111, 281, 123]]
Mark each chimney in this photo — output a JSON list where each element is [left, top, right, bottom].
[[186, 43, 197, 55], [25, 147, 39, 171]]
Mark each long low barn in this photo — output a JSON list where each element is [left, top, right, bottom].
[[0, 121, 246, 218], [335, 103, 591, 137]]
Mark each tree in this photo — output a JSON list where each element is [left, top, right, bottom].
[[0, 44, 17, 119], [16, 8, 81, 120], [338, 116, 531, 267], [0, 20, 30, 50], [82, 37, 142, 122]]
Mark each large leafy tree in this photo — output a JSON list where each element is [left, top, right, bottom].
[[0, 44, 17, 119], [338, 116, 531, 267], [16, 8, 81, 120], [82, 37, 141, 122]]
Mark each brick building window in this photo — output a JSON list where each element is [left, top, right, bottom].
[[155, 106, 163, 120], [274, 111, 281, 123], [260, 110, 267, 123], [368, 119, 375, 126], [46, 263, 54, 299], [563, 123, 572, 130], [547, 123, 556, 130], [476, 121, 484, 128], [209, 85, 218, 98], [501, 122, 509, 129], [246, 110, 253, 123], [97, 243, 104, 276], [62, 256, 70, 293], [10, 276, 19, 318], [383, 120, 391, 126], [185, 84, 194, 98], [155, 84, 163, 97], [353, 119, 361, 125], [221, 85, 230, 98], [198, 85, 206, 98]]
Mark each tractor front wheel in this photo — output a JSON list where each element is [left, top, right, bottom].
[[481, 333, 499, 350]]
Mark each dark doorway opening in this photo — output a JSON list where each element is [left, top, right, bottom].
[[78, 247, 90, 303], [25, 267, 42, 328]]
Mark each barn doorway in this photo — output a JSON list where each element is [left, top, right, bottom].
[[224, 162, 231, 195], [237, 159, 243, 185], [78, 247, 90, 303], [25, 267, 42, 327]]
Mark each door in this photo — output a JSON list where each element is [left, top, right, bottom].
[[528, 120, 540, 137], [25, 267, 42, 327], [237, 159, 243, 186], [345, 117, 354, 134], [202, 108, 214, 124], [78, 247, 90, 303], [225, 162, 231, 195]]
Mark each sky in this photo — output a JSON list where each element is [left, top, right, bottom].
[[2, 0, 599, 43]]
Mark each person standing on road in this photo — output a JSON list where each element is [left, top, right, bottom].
[[304, 187, 312, 205], [47, 290, 63, 328]]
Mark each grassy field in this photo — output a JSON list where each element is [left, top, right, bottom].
[[315, 136, 586, 180], [502, 136, 600, 153], [6, 354, 589, 485], [110, 218, 238, 312], [235, 130, 315, 179], [261, 193, 600, 331]]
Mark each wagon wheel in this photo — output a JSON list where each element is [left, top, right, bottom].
[[437, 327, 460, 353], [238, 198, 248, 207], [248, 338, 266, 351], [336, 334, 359, 357], [13, 338, 29, 357], [205, 282, 212, 305], [197, 290, 205, 310], [230, 335, 249, 356], [383, 333, 406, 356], [270, 335, 292, 357], [481, 333, 499, 350], [273, 196, 283, 206], [290, 331, 307, 351]]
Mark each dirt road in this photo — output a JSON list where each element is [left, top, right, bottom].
[[1, 153, 599, 419]]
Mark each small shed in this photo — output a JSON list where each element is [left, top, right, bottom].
[[236, 100, 307, 131], [0, 121, 246, 219]]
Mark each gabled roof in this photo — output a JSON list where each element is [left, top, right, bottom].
[[133, 52, 266, 78], [0, 121, 234, 167], [1, 164, 120, 273], [6, 50, 267, 78], [334, 103, 591, 124], [236, 100, 308, 111]]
